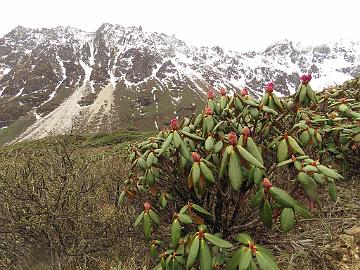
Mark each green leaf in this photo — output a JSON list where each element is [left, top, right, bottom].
[[299, 85, 307, 104], [192, 204, 212, 216], [214, 140, 224, 153], [235, 233, 253, 245], [228, 151, 243, 191], [253, 167, 263, 185], [272, 93, 283, 110], [306, 84, 317, 103], [255, 246, 279, 270], [186, 236, 199, 269], [192, 162, 201, 185], [143, 212, 151, 239], [199, 239, 212, 270], [298, 172, 319, 202], [171, 219, 181, 247], [294, 204, 311, 218], [134, 211, 144, 227], [199, 161, 215, 183], [149, 209, 160, 225], [327, 179, 337, 201], [280, 208, 295, 233], [179, 204, 189, 214], [249, 258, 258, 270], [277, 139, 288, 162], [299, 130, 310, 146], [251, 188, 264, 208], [137, 157, 147, 170], [173, 131, 182, 148], [180, 130, 205, 141], [219, 146, 231, 178], [260, 199, 272, 228], [146, 152, 155, 167], [238, 248, 251, 270], [276, 158, 293, 168], [312, 173, 325, 185], [158, 133, 174, 156], [204, 233, 233, 248], [269, 187, 296, 208], [317, 164, 343, 180], [178, 213, 193, 224], [205, 136, 215, 151], [226, 250, 241, 270], [205, 116, 215, 133], [179, 139, 191, 160], [237, 145, 265, 169], [287, 136, 305, 155], [246, 137, 264, 164]]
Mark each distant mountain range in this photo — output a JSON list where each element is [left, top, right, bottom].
[[0, 23, 359, 143]]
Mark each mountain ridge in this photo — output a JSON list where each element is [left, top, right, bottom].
[[1, 23, 359, 143]]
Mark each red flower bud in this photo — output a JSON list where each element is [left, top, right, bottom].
[[170, 118, 178, 130], [265, 81, 274, 93], [204, 106, 213, 115], [191, 152, 201, 162], [262, 178, 272, 190], [144, 202, 151, 211], [300, 73, 312, 85], [228, 132, 238, 145], [220, 87, 227, 96], [242, 126, 250, 137], [240, 87, 249, 96], [207, 90, 215, 99]]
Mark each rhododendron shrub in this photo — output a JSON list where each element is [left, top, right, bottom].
[[121, 74, 360, 270]]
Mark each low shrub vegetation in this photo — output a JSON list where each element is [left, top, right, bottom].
[[123, 75, 360, 270]]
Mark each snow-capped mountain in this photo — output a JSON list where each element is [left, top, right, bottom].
[[0, 23, 359, 143]]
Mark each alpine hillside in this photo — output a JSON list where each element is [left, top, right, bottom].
[[0, 23, 359, 143]]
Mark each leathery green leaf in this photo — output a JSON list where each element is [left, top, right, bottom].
[[143, 212, 151, 238], [235, 233, 253, 245], [256, 249, 279, 270], [269, 187, 296, 208], [205, 135, 215, 151], [158, 133, 174, 156], [192, 162, 201, 185], [186, 236, 200, 269], [260, 199, 272, 228], [171, 219, 181, 247], [199, 161, 215, 183], [199, 239, 211, 270], [327, 179, 337, 201], [238, 247, 251, 270], [246, 137, 264, 164], [192, 204, 212, 216], [173, 131, 182, 148], [280, 208, 295, 233], [149, 209, 160, 225], [317, 164, 343, 180], [228, 151, 243, 191], [178, 213, 193, 224], [287, 136, 305, 155], [204, 233, 232, 248], [277, 139, 288, 162], [219, 146, 231, 178], [236, 145, 265, 169], [134, 211, 144, 227]]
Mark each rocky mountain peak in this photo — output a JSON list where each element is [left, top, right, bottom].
[[0, 24, 359, 143]]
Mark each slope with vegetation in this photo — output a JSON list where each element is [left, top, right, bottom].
[[0, 77, 359, 270]]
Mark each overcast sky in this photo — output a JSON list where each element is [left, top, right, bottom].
[[1, 0, 359, 51]]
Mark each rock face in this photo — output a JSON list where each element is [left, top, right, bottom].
[[0, 24, 359, 141]]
